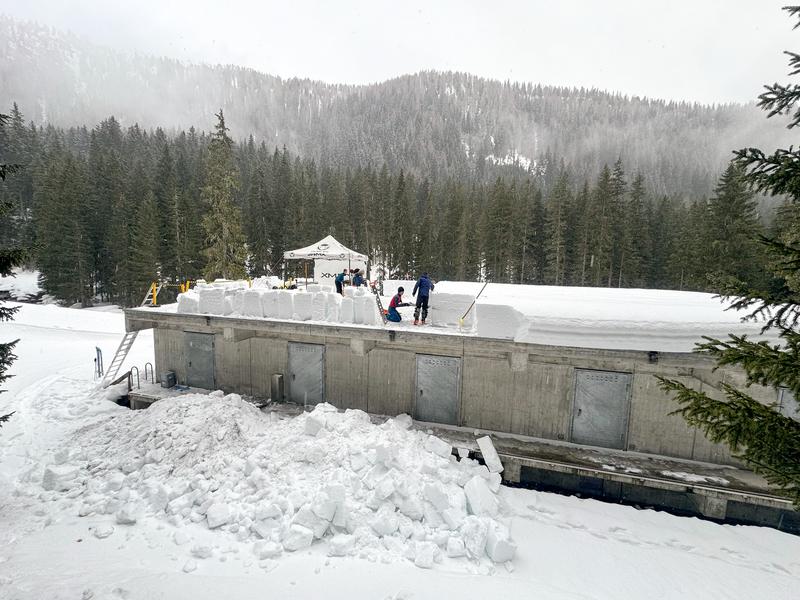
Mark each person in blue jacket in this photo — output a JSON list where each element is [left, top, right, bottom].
[[412, 272, 435, 325], [386, 287, 411, 322], [334, 269, 347, 295], [352, 268, 365, 287]]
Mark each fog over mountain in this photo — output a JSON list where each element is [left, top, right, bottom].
[[0, 16, 792, 197]]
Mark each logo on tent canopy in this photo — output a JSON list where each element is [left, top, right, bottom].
[[317, 243, 330, 251]]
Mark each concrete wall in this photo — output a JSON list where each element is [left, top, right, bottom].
[[140, 310, 772, 468]]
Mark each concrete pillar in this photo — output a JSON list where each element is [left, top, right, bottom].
[[350, 339, 376, 356], [697, 495, 728, 520], [502, 458, 522, 484]]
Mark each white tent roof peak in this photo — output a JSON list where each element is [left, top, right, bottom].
[[283, 235, 368, 262]]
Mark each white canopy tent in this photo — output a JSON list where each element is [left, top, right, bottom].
[[283, 235, 368, 285]]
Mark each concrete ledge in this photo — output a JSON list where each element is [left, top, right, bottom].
[[350, 339, 376, 356], [223, 327, 257, 342]]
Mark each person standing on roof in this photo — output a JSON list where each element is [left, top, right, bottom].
[[386, 286, 411, 322], [352, 268, 365, 287], [335, 269, 348, 295], [412, 272, 435, 325]]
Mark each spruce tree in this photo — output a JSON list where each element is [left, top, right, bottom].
[[129, 191, 161, 298], [201, 110, 247, 281], [0, 112, 24, 426], [660, 8, 800, 504], [544, 168, 571, 285], [705, 163, 765, 289]]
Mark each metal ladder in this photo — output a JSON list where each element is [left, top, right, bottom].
[[99, 283, 162, 388]]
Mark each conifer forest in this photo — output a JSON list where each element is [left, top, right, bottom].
[[0, 101, 776, 307]]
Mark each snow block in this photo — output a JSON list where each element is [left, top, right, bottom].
[[42, 464, 79, 491], [328, 534, 356, 557], [464, 476, 499, 517], [413, 541, 438, 569], [486, 522, 517, 563], [229, 289, 243, 314], [370, 504, 400, 536], [353, 295, 365, 324], [325, 293, 341, 322], [424, 435, 452, 459], [277, 290, 294, 319], [241, 290, 264, 317], [177, 291, 199, 314], [206, 503, 231, 529], [293, 292, 312, 321], [253, 540, 282, 559], [283, 524, 314, 551], [198, 286, 225, 315], [252, 518, 281, 540], [476, 436, 504, 474], [361, 296, 377, 325], [340, 297, 355, 323], [306, 284, 321, 293], [311, 492, 338, 522], [311, 292, 327, 321], [446, 536, 466, 558], [261, 290, 279, 318], [292, 505, 330, 538], [429, 293, 476, 329], [115, 502, 141, 525], [392, 414, 413, 430], [304, 414, 325, 436], [343, 287, 355, 299], [441, 507, 465, 530], [475, 303, 526, 340], [423, 484, 450, 512], [460, 515, 489, 559], [93, 524, 115, 539]]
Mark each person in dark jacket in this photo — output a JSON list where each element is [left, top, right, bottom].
[[334, 269, 347, 295], [352, 268, 365, 287], [386, 287, 411, 322], [412, 272, 435, 325]]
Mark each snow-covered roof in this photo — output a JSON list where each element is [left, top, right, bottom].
[[283, 235, 368, 262]]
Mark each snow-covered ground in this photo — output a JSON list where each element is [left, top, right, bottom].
[[0, 303, 798, 599]]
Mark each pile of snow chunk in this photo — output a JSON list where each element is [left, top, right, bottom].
[[45, 394, 516, 567], [177, 282, 380, 326]]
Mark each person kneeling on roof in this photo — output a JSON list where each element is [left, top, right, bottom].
[[386, 287, 411, 322]]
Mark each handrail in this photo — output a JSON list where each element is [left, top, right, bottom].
[[130, 366, 140, 390]]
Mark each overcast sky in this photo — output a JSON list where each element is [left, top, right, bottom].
[[0, 0, 795, 104]]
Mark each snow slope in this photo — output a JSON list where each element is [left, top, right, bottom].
[[0, 303, 798, 599]]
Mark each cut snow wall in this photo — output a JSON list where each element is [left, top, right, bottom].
[[476, 303, 526, 340], [430, 293, 476, 330]]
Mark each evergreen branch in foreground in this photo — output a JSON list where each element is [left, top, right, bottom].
[[733, 146, 800, 200], [695, 333, 800, 396], [658, 376, 800, 505], [0, 412, 13, 427]]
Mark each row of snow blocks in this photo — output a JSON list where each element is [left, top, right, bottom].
[[475, 303, 526, 340], [429, 293, 476, 329]]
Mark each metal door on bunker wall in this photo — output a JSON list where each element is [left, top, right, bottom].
[[185, 332, 215, 389], [288, 342, 325, 405], [414, 354, 461, 425], [570, 368, 632, 450]]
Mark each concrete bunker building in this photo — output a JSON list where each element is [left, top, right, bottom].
[[123, 280, 800, 533]]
